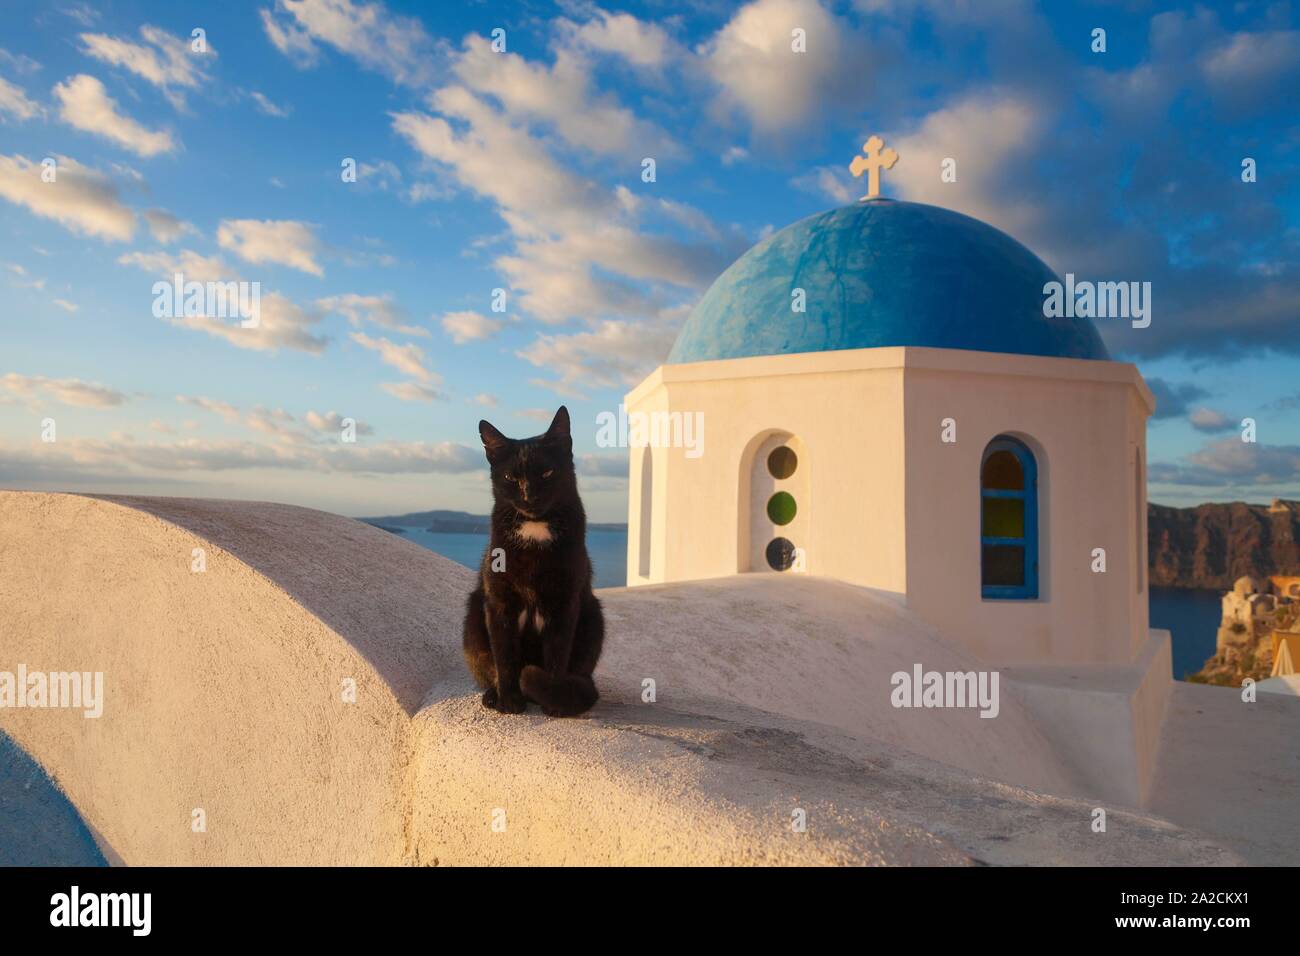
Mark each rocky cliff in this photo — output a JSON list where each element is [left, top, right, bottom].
[[1149, 499, 1300, 589]]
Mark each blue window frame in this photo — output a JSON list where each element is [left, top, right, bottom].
[[980, 436, 1038, 600]]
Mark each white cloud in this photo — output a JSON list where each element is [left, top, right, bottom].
[[0, 433, 481, 479], [172, 399, 376, 445], [60, 4, 100, 28], [249, 90, 291, 117], [0, 153, 135, 241], [121, 250, 329, 353], [561, 9, 675, 68], [441, 310, 503, 344], [515, 309, 684, 399], [700, 0, 856, 133], [217, 218, 323, 276], [391, 40, 749, 391], [260, 7, 320, 66], [141, 207, 195, 243], [118, 248, 232, 282], [358, 158, 400, 187], [1200, 30, 1300, 89], [450, 35, 675, 157], [0, 48, 42, 75], [318, 292, 426, 336], [791, 163, 855, 204], [578, 452, 627, 478], [392, 89, 735, 327], [1, 372, 127, 408], [245, 405, 301, 441], [1189, 407, 1235, 433], [380, 381, 445, 403], [259, 0, 439, 86], [52, 298, 78, 312], [469, 393, 497, 407], [392, 92, 607, 237], [0, 76, 39, 121], [171, 291, 328, 354], [349, 330, 432, 380], [304, 409, 374, 434], [54, 74, 177, 157], [888, 91, 1045, 242], [5, 262, 44, 289], [721, 145, 748, 166], [177, 394, 242, 423], [78, 25, 213, 108], [1151, 437, 1300, 487]]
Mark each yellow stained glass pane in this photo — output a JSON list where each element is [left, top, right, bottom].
[[982, 497, 1024, 538]]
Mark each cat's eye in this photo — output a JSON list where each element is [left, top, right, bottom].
[[503, 474, 517, 483], [542, 470, 553, 478]]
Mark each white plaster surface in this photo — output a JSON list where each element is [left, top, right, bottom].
[[624, 346, 1153, 668], [1, 491, 1293, 865]]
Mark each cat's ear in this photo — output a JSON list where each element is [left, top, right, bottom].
[[479, 420, 510, 460], [545, 405, 571, 441]]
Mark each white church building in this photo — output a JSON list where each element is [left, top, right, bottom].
[[624, 151, 1169, 803]]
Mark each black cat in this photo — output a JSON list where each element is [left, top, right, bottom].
[[462, 406, 604, 716]]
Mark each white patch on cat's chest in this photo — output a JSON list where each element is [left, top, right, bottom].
[[515, 520, 552, 544]]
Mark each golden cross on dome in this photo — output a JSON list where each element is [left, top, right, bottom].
[[849, 135, 898, 200]]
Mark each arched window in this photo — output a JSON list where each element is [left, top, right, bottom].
[[743, 432, 806, 574], [980, 436, 1038, 600]]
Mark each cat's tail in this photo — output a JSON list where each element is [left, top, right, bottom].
[[520, 665, 598, 717]]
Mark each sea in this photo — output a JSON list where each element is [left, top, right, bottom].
[[392, 526, 629, 589], [398, 526, 1221, 681], [1149, 586, 1223, 681]]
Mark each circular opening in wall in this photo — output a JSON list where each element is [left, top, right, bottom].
[[766, 536, 796, 571], [767, 446, 798, 479], [766, 491, 797, 525]]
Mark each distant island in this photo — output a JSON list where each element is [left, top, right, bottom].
[[1149, 498, 1300, 590], [360, 509, 628, 535]]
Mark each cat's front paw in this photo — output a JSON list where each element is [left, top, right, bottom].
[[480, 687, 499, 709], [489, 687, 528, 714]]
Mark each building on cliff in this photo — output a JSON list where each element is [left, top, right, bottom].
[[1211, 575, 1299, 682]]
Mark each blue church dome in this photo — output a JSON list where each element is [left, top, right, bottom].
[[667, 199, 1110, 364]]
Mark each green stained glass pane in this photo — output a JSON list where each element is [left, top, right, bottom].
[[767, 491, 797, 525]]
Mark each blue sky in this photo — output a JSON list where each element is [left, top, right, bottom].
[[1, 0, 1297, 522]]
